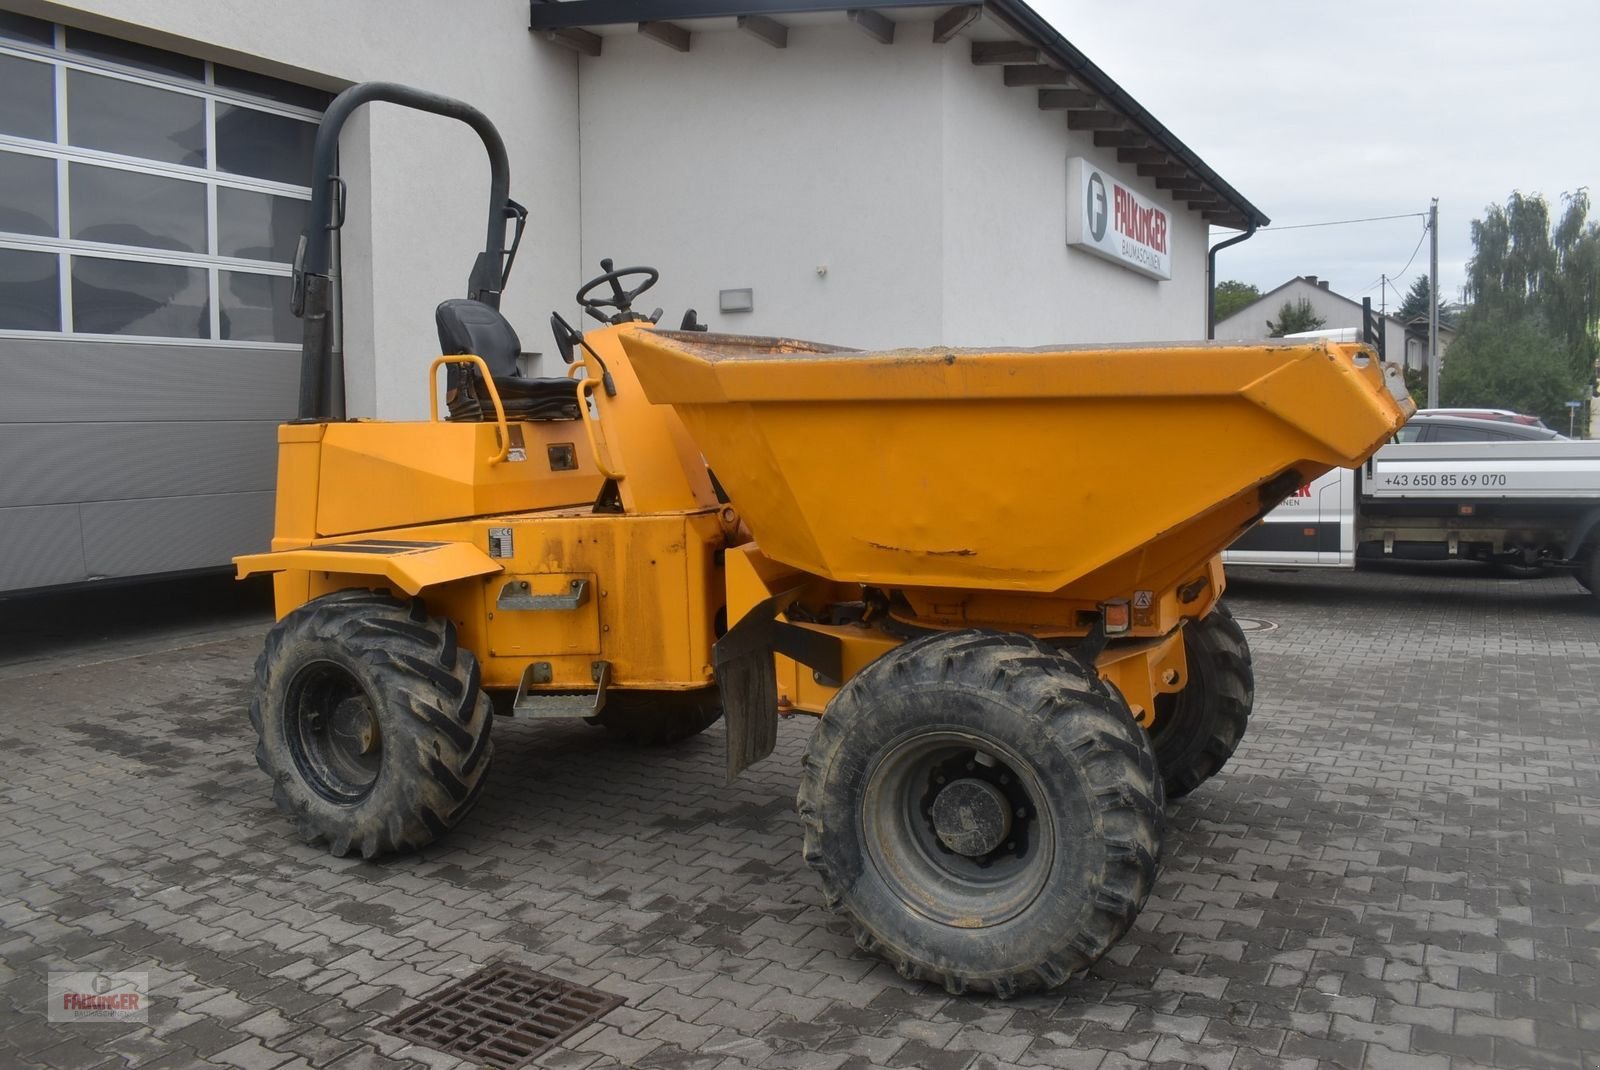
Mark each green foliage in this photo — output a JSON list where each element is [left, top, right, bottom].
[[1265, 297, 1326, 337], [1398, 274, 1447, 323], [1402, 366, 1428, 409], [1213, 280, 1260, 322], [1464, 190, 1600, 382], [1440, 315, 1585, 428]]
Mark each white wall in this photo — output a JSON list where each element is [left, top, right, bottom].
[[25, 0, 581, 418], [578, 24, 1213, 352], [1216, 278, 1407, 361], [577, 26, 946, 350], [938, 48, 1207, 346]]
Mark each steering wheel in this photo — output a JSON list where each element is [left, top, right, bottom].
[[577, 258, 659, 324]]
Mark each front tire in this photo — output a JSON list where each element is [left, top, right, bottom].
[[798, 630, 1163, 996], [1149, 604, 1253, 799], [249, 590, 493, 858]]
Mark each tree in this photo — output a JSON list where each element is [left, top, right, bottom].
[[1464, 190, 1600, 382], [1398, 274, 1448, 324], [1439, 315, 1584, 429], [1213, 280, 1260, 322], [1265, 297, 1326, 337]]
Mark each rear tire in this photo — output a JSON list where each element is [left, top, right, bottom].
[[1149, 604, 1254, 799], [1492, 555, 1548, 579], [249, 590, 493, 858], [798, 630, 1163, 996], [595, 688, 722, 745]]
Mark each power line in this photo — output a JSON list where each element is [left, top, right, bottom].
[[1232, 210, 1429, 233], [1389, 220, 1430, 285]]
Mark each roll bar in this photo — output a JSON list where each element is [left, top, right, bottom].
[[292, 81, 522, 421]]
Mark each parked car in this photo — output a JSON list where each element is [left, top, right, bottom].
[[1396, 411, 1566, 443]]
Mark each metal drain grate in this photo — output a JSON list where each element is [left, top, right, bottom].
[[382, 962, 622, 1068]]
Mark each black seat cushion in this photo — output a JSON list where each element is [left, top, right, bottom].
[[437, 298, 522, 378], [436, 299, 580, 422]]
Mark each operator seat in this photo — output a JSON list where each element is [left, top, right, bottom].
[[436, 299, 580, 421]]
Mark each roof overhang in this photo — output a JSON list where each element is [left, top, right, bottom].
[[529, 0, 1267, 230]]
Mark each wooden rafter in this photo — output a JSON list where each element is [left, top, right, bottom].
[[639, 20, 691, 51], [545, 27, 602, 56], [971, 40, 1039, 64], [736, 14, 787, 47], [932, 5, 980, 44], [1067, 110, 1124, 130], [1117, 147, 1169, 164], [847, 8, 895, 43], [1005, 65, 1072, 87], [1037, 88, 1098, 109], [1094, 130, 1148, 148]]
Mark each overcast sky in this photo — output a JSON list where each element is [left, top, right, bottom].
[[1033, 0, 1600, 309]]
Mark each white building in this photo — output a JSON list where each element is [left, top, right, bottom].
[[0, 0, 1266, 593], [1214, 275, 1412, 367]]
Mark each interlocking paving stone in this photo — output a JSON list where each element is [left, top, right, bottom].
[[2, 564, 1598, 1068]]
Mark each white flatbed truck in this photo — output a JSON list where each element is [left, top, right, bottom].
[[1227, 439, 1600, 594]]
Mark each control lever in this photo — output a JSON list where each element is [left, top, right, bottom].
[[679, 309, 710, 332]]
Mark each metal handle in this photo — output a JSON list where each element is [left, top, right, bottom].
[[576, 377, 625, 480], [496, 578, 589, 611], [429, 355, 509, 465]]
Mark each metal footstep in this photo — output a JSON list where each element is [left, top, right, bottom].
[[510, 659, 610, 718]]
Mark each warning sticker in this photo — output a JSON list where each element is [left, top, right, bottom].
[[488, 527, 514, 559], [1132, 589, 1154, 609]]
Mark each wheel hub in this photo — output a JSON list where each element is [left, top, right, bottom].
[[287, 662, 383, 804], [930, 778, 1012, 857]]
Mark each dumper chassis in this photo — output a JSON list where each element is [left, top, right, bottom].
[[236, 83, 1411, 994]]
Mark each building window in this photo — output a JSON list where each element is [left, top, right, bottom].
[[0, 19, 330, 346]]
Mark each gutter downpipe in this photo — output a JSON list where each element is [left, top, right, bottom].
[[1207, 223, 1258, 339]]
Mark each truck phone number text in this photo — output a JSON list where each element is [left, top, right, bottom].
[[1378, 473, 1509, 488]]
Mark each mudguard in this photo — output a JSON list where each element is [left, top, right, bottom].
[[235, 539, 501, 596]]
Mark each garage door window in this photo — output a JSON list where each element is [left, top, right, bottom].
[[0, 18, 328, 345]]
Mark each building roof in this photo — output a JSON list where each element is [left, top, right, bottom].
[[528, 0, 1269, 231], [1219, 275, 1406, 329]]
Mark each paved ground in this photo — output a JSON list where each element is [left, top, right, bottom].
[[1, 564, 1597, 1070]]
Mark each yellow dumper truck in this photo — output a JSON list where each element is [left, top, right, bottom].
[[236, 83, 1412, 995]]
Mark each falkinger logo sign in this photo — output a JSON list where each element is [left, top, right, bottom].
[[1067, 157, 1172, 280], [49, 971, 149, 1023]]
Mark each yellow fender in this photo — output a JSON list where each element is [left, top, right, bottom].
[[236, 539, 501, 596]]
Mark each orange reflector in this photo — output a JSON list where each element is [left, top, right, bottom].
[[1459, 504, 1475, 516], [1102, 599, 1131, 635], [1303, 527, 1316, 536]]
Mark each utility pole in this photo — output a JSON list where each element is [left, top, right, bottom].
[[1380, 274, 1386, 316], [1427, 198, 1440, 408]]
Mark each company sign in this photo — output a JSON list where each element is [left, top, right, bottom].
[[1066, 157, 1171, 280]]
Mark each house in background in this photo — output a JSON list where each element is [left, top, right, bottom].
[[1214, 275, 1435, 371], [1403, 314, 1457, 372]]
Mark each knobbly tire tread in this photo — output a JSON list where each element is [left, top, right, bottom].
[[797, 629, 1163, 996], [595, 689, 722, 746], [249, 589, 493, 858], [1579, 544, 1599, 596], [1150, 602, 1254, 799]]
